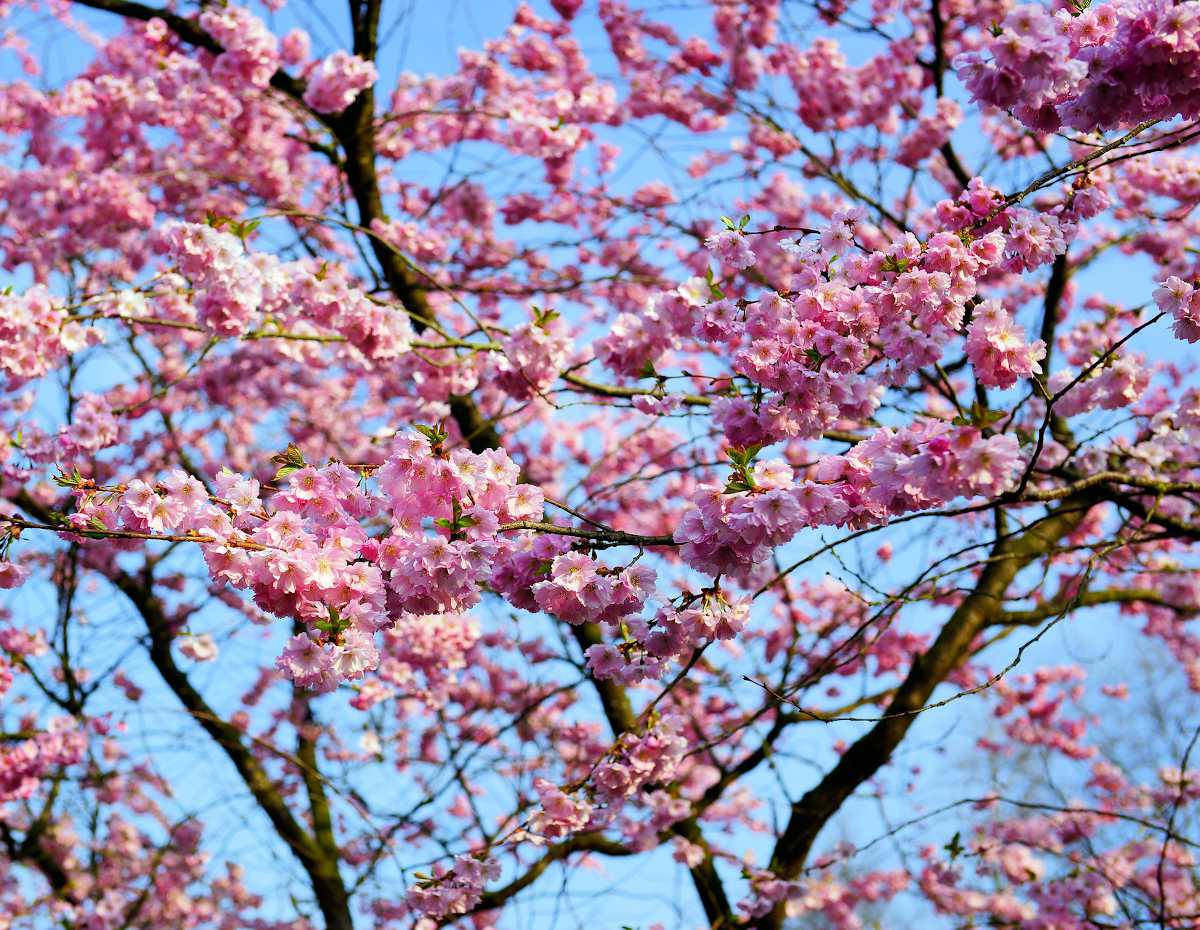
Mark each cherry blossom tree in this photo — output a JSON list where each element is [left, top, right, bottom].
[[2, 0, 1200, 927]]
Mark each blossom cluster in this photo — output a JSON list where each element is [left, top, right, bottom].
[[586, 591, 749, 683], [487, 529, 658, 629], [594, 287, 695, 378], [199, 6, 280, 90], [303, 50, 378, 114], [956, 1, 1200, 132], [374, 434, 542, 614], [531, 553, 656, 625], [983, 666, 1094, 761], [534, 714, 689, 841], [494, 314, 572, 399], [965, 300, 1046, 389], [607, 200, 1058, 449], [405, 854, 500, 920], [704, 228, 757, 270], [676, 424, 1023, 580], [738, 867, 908, 924], [824, 424, 1023, 518], [896, 99, 962, 168], [366, 611, 480, 709], [67, 431, 546, 690], [0, 286, 95, 389], [1154, 276, 1200, 343], [158, 221, 414, 359], [0, 720, 85, 804], [1042, 305, 1150, 415]]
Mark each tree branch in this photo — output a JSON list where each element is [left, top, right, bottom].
[[753, 492, 1099, 929], [108, 572, 354, 929], [996, 587, 1192, 626]]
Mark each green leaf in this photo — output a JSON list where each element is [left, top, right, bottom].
[[727, 444, 762, 466], [270, 443, 306, 468], [270, 443, 307, 482], [944, 831, 964, 861], [316, 606, 348, 635], [53, 467, 85, 489], [231, 220, 250, 240], [414, 423, 448, 448]]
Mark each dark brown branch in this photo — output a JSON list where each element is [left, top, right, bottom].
[[467, 833, 634, 917], [569, 622, 735, 928], [110, 573, 355, 930], [996, 587, 1191, 626], [295, 690, 341, 866], [571, 623, 636, 735], [753, 493, 1098, 929], [1038, 254, 1074, 448], [928, 0, 971, 190]]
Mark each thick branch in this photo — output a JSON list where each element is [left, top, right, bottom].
[[569, 622, 735, 927], [928, 0, 971, 189], [753, 494, 1098, 929], [110, 574, 353, 930], [468, 833, 633, 918], [571, 623, 636, 735], [996, 587, 1191, 626], [1038, 254, 1074, 447], [295, 691, 341, 865]]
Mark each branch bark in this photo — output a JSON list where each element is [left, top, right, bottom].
[[752, 493, 1099, 929], [570, 623, 736, 927], [111, 573, 355, 930]]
